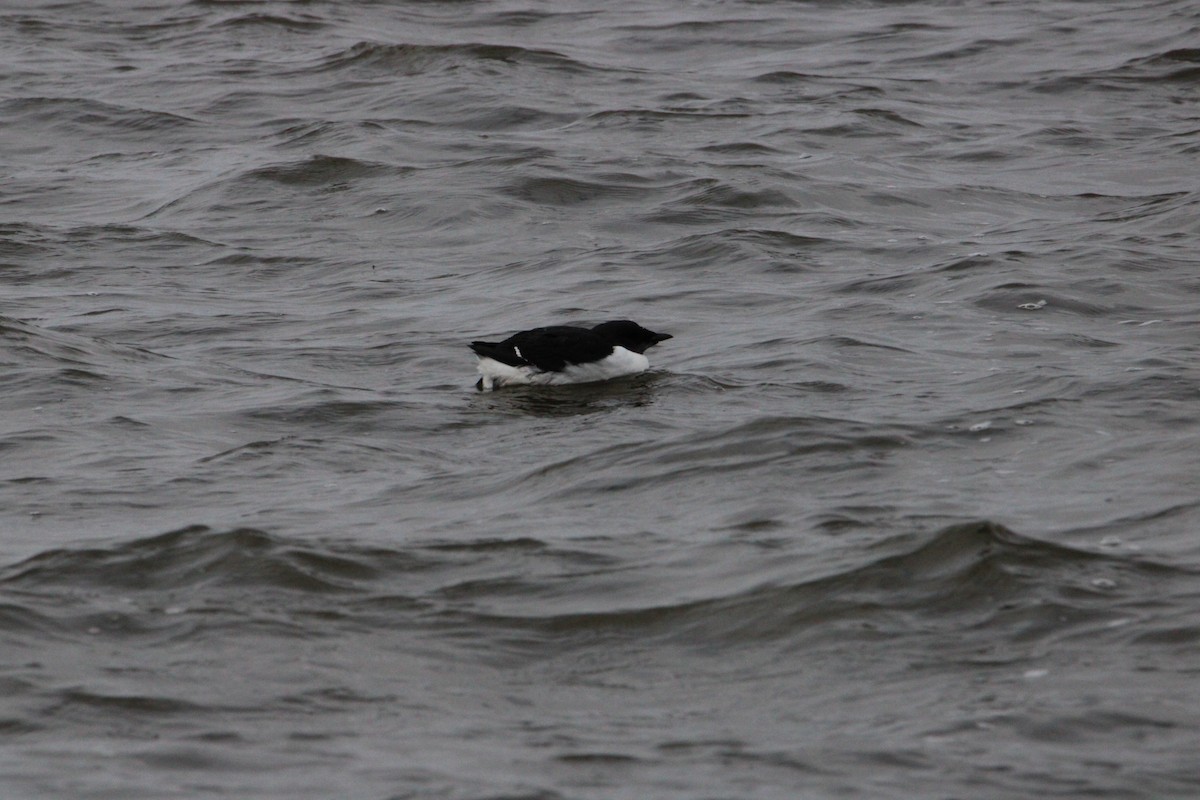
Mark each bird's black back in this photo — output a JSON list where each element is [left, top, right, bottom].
[[470, 326, 612, 372]]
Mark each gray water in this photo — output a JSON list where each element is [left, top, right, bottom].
[[3, 1, 1200, 797]]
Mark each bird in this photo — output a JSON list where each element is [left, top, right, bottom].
[[470, 320, 672, 391]]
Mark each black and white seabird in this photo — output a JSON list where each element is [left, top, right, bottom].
[[470, 320, 672, 391]]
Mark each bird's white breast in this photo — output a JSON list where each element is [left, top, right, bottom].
[[550, 346, 649, 384], [475, 346, 650, 390], [476, 357, 536, 390]]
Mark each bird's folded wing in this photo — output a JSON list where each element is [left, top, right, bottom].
[[508, 327, 612, 372]]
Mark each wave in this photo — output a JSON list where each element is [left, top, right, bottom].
[[1, 521, 1188, 659], [0, 96, 199, 136], [206, 12, 328, 33], [235, 154, 407, 187], [459, 520, 1194, 667], [2, 314, 170, 387], [320, 41, 596, 76], [141, 153, 412, 221]]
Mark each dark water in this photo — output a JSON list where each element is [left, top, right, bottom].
[[3, 0, 1200, 797]]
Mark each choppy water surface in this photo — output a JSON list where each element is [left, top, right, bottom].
[[3, 0, 1200, 797]]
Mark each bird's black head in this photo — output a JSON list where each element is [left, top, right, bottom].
[[592, 320, 673, 354]]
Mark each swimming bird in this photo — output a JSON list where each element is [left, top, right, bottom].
[[470, 320, 672, 391]]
